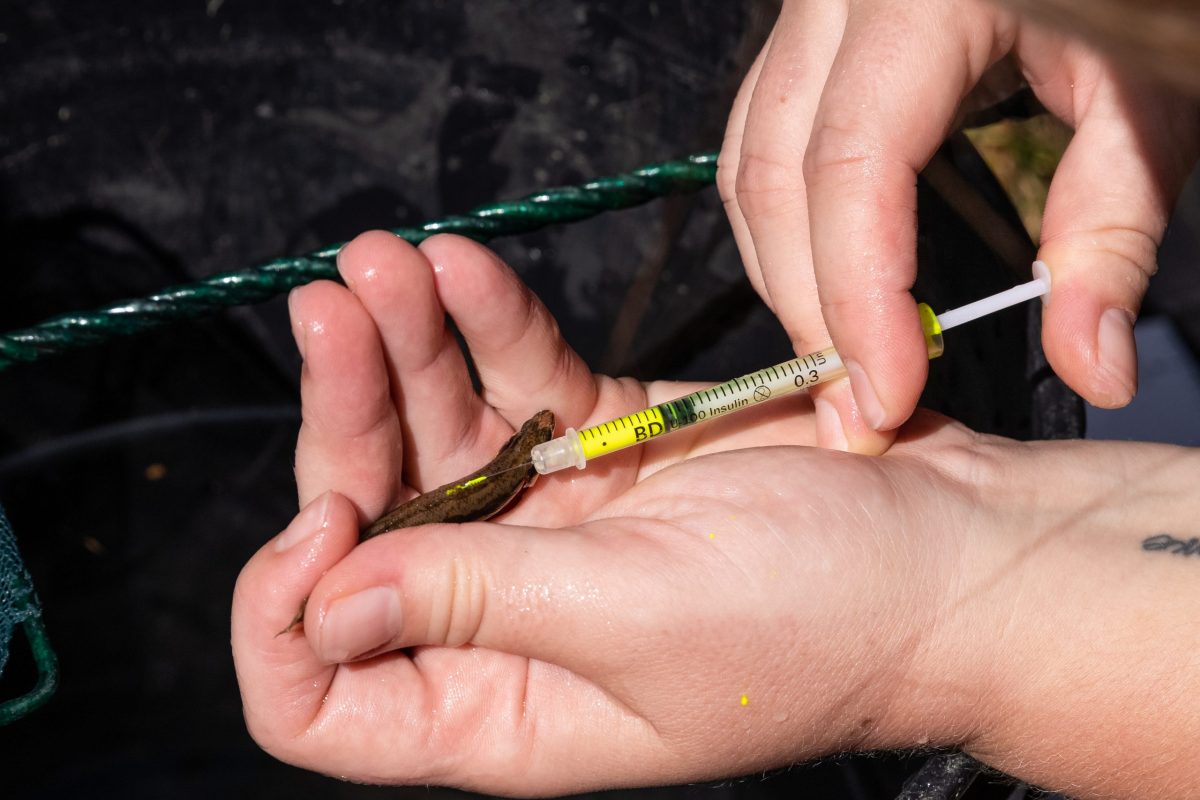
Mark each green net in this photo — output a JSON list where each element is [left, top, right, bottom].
[[0, 504, 40, 675], [0, 502, 57, 725]]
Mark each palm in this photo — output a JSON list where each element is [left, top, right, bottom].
[[287, 435, 953, 791]]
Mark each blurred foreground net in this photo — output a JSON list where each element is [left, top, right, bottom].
[[0, 503, 57, 724]]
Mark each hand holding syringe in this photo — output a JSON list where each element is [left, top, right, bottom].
[[531, 262, 1050, 475]]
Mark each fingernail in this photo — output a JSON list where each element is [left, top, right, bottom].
[[844, 360, 886, 431], [318, 586, 403, 662], [813, 395, 849, 451], [1095, 308, 1136, 406], [274, 491, 331, 552]]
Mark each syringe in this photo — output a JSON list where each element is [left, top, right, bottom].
[[530, 262, 1051, 475]]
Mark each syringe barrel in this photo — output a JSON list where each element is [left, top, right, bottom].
[[531, 304, 947, 475], [532, 346, 847, 474]]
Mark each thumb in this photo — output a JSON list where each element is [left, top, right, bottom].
[[1037, 78, 1200, 408], [302, 520, 662, 669]]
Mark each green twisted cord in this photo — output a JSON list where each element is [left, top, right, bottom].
[[0, 152, 718, 371]]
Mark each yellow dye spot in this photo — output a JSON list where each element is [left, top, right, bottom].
[[707, 532, 716, 540], [740, 694, 749, 707], [445, 475, 487, 496]]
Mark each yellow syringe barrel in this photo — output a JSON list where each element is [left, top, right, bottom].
[[530, 303, 943, 475]]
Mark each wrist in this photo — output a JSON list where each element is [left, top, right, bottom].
[[956, 440, 1200, 796], [856, 433, 1026, 752]]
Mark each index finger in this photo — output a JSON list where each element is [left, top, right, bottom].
[[804, 0, 1003, 430]]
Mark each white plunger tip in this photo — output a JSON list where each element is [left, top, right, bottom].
[[936, 262, 1052, 331]]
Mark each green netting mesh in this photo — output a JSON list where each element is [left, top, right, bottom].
[[0, 503, 57, 724], [0, 505, 39, 674]]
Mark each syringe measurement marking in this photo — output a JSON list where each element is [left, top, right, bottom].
[[569, 347, 842, 462]]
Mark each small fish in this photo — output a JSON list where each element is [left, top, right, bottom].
[[362, 409, 555, 538], [279, 410, 555, 634]]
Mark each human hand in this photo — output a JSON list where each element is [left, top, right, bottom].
[[719, 0, 1200, 453], [231, 231, 994, 792]]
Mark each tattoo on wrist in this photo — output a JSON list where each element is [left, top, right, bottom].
[[1142, 534, 1200, 557]]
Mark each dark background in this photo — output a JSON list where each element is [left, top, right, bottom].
[[0, 1, 1159, 797]]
